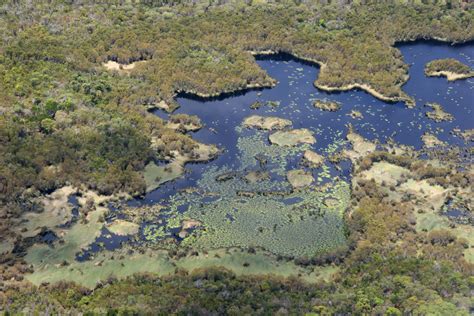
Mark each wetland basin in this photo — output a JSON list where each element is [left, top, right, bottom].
[[141, 40, 473, 204], [23, 41, 474, 285]]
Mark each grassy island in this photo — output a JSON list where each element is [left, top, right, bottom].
[[1, 0, 474, 314], [313, 99, 341, 111], [425, 58, 474, 81]]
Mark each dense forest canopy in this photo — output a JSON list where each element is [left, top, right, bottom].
[[0, 0, 473, 314], [0, 0, 472, 207]]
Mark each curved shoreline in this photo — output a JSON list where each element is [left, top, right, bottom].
[[103, 59, 277, 113], [147, 81, 278, 113], [175, 80, 277, 99], [251, 50, 415, 107], [110, 38, 474, 112], [183, 37, 474, 108], [393, 36, 474, 47], [139, 49, 413, 110], [172, 38, 473, 108], [425, 70, 474, 81], [174, 38, 474, 108], [314, 82, 414, 107]]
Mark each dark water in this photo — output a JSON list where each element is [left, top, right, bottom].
[[442, 197, 473, 225], [141, 41, 473, 205], [81, 41, 473, 258], [58, 194, 80, 229]]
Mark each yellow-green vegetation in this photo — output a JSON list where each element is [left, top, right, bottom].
[[313, 99, 341, 111], [15, 186, 77, 238], [174, 249, 338, 283], [360, 161, 409, 186], [269, 128, 316, 146], [1, 0, 472, 245], [26, 249, 176, 289], [302, 150, 325, 168], [287, 169, 314, 188], [142, 161, 184, 192], [17, 127, 350, 294], [146, 139, 219, 191], [425, 102, 454, 122], [354, 149, 473, 265], [24, 204, 108, 270], [183, 182, 350, 257], [244, 170, 270, 183], [237, 130, 313, 176], [5, 146, 474, 315], [106, 220, 140, 236], [343, 127, 377, 161], [454, 128, 474, 142], [1, 0, 474, 314], [138, 130, 351, 258], [425, 58, 474, 81], [242, 115, 292, 130], [24, 246, 337, 289], [166, 114, 202, 132], [347, 109, 363, 119], [421, 132, 447, 148]]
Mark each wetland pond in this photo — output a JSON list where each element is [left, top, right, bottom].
[[96, 41, 473, 256], [142, 40, 473, 203], [23, 41, 474, 283]]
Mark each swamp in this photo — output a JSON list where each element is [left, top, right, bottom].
[[0, 1, 473, 314]]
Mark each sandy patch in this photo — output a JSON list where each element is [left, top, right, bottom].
[[287, 169, 314, 188], [269, 129, 316, 146], [243, 115, 292, 130]]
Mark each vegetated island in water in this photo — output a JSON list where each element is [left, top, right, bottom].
[[425, 58, 474, 81], [313, 99, 342, 111], [1, 0, 474, 314]]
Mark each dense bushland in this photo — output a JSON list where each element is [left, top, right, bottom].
[[425, 58, 473, 75], [0, 1, 473, 313], [2, 184, 472, 314], [1, 0, 472, 211]]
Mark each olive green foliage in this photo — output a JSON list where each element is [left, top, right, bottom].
[[2, 152, 474, 314], [425, 58, 473, 75], [0, 105, 153, 201], [1, 0, 472, 207], [1, 1, 474, 314], [3, 151, 472, 308], [139, 130, 350, 257]]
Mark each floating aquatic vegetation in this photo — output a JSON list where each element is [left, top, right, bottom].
[[129, 129, 351, 258], [236, 130, 311, 177], [143, 224, 167, 242], [180, 181, 350, 258], [244, 170, 270, 183]]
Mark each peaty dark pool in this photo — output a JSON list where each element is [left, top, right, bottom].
[[138, 40, 473, 205], [77, 41, 473, 260]]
